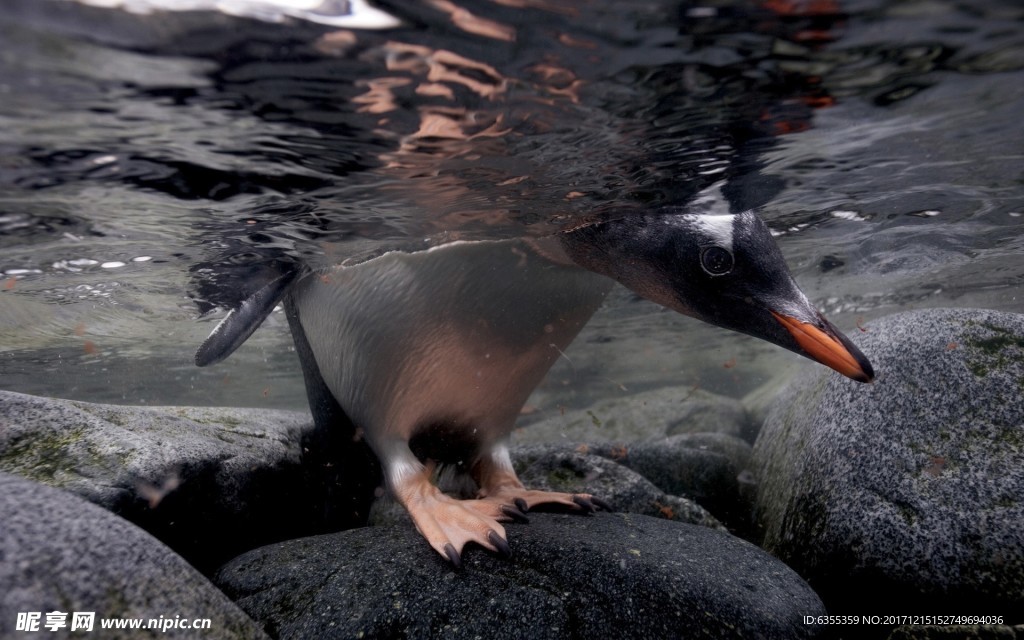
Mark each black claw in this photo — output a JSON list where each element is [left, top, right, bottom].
[[514, 497, 529, 513], [487, 530, 512, 558], [444, 543, 463, 569], [501, 504, 530, 523], [591, 496, 613, 512], [572, 495, 596, 512]]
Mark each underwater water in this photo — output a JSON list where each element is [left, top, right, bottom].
[[0, 0, 1022, 413]]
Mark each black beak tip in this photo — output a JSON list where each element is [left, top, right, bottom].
[[835, 328, 875, 383], [853, 360, 875, 383]]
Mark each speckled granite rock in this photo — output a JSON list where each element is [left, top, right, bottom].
[[511, 385, 753, 444], [753, 308, 1024, 616], [0, 472, 268, 640], [0, 390, 370, 572], [216, 513, 826, 640]]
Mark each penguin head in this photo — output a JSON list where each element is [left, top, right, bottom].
[[560, 211, 874, 383]]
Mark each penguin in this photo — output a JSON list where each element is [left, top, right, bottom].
[[195, 208, 873, 566]]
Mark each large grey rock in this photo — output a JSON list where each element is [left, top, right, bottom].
[[216, 513, 826, 640], [0, 472, 267, 639], [753, 308, 1024, 614], [512, 385, 753, 444], [0, 390, 368, 572]]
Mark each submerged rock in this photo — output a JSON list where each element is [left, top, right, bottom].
[[512, 445, 723, 529], [741, 366, 800, 434], [0, 472, 267, 639], [753, 308, 1024, 615], [0, 390, 368, 573], [216, 513, 826, 640], [512, 385, 753, 444], [513, 435, 755, 534], [588, 434, 756, 535]]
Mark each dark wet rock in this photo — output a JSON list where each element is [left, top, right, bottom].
[[588, 434, 756, 535], [588, 435, 748, 505], [753, 308, 1024, 616], [216, 513, 826, 640], [511, 445, 723, 529], [0, 390, 365, 573], [0, 472, 267, 640], [512, 385, 753, 444], [659, 431, 754, 471]]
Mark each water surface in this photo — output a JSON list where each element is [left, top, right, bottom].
[[1, 0, 1022, 412]]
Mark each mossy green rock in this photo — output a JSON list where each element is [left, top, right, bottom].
[[753, 308, 1024, 615]]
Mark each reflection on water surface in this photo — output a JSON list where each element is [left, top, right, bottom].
[[0, 0, 1021, 409]]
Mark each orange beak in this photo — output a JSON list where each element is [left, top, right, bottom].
[[771, 311, 874, 382]]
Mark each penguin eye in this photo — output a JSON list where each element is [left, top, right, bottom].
[[700, 246, 734, 276]]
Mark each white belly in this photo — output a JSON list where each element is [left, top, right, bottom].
[[291, 238, 612, 455]]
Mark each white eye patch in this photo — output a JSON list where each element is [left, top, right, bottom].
[[690, 214, 736, 252]]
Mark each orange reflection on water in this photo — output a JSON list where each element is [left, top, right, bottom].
[[427, 0, 516, 42], [383, 43, 508, 99], [353, 77, 412, 114]]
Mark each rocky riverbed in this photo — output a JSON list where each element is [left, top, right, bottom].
[[2, 308, 1022, 639]]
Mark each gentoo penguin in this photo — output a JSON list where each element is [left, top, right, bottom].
[[196, 209, 873, 566]]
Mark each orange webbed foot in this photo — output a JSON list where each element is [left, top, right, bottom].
[[478, 487, 612, 515], [472, 446, 613, 516], [391, 465, 512, 568]]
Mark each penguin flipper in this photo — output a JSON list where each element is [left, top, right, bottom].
[[194, 269, 300, 367]]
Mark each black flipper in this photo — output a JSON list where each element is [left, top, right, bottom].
[[194, 269, 300, 366]]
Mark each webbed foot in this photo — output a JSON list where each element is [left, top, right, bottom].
[[472, 445, 612, 515], [480, 487, 612, 514], [392, 465, 511, 567]]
